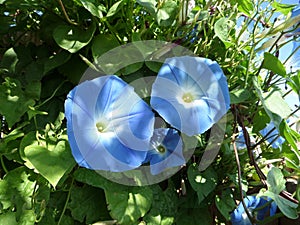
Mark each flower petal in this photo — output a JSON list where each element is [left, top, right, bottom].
[[151, 56, 230, 136], [65, 75, 154, 172], [146, 128, 185, 175], [259, 122, 285, 149]]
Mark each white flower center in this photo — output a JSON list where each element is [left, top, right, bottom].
[[182, 92, 194, 103], [155, 144, 166, 154], [96, 122, 107, 133]]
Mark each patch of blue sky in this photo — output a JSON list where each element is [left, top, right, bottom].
[[235, 0, 299, 126]]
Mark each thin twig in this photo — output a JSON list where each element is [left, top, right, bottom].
[[57, 0, 78, 26], [232, 132, 256, 224], [232, 105, 267, 186], [57, 177, 74, 225]]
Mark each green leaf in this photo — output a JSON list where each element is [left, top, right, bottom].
[[106, 0, 123, 17], [259, 191, 298, 219], [92, 34, 120, 61], [269, 13, 300, 35], [68, 185, 109, 223], [287, 72, 300, 94], [24, 140, 76, 187], [0, 212, 18, 225], [117, 62, 144, 76], [58, 54, 88, 84], [106, 186, 153, 225], [143, 184, 177, 225], [214, 18, 235, 47], [262, 52, 286, 77], [266, 167, 286, 194], [261, 90, 291, 127], [230, 89, 251, 104], [0, 77, 35, 128], [253, 78, 291, 128], [25, 81, 41, 100], [215, 190, 236, 220], [187, 164, 217, 203], [53, 22, 96, 53], [237, 0, 254, 16], [74, 168, 118, 190], [76, 169, 153, 225], [156, 0, 178, 26], [0, 167, 36, 222], [137, 0, 157, 15], [252, 109, 270, 133], [0, 47, 18, 73], [280, 121, 300, 153], [27, 106, 48, 120], [79, 0, 106, 19], [176, 208, 212, 225], [272, 2, 296, 15], [44, 51, 71, 75]]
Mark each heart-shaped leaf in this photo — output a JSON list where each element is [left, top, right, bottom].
[[53, 22, 96, 53], [24, 141, 75, 187]]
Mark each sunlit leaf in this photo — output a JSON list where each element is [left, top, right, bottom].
[[187, 164, 217, 203], [237, 0, 254, 16], [272, 2, 296, 15], [53, 22, 96, 53], [214, 17, 235, 47], [92, 34, 119, 61], [266, 167, 286, 194], [137, 0, 157, 15], [79, 0, 106, 19], [106, 0, 123, 17], [24, 141, 76, 187], [262, 52, 286, 77]]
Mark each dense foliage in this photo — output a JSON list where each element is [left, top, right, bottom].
[[0, 0, 299, 224]]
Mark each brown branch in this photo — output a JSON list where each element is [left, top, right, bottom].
[[232, 105, 268, 186], [232, 124, 256, 224]]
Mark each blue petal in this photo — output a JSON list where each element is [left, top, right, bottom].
[[231, 196, 277, 225], [95, 76, 154, 151], [256, 198, 277, 221], [64, 75, 154, 172], [146, 128, 185, 175], [151, 56, 230, 136], [259, 122, 285, 149], [231, 196, 257, 225]]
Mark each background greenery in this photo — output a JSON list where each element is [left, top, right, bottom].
[[0, 0, 299, 224]]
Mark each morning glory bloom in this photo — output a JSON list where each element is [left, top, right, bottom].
[[144, 128, 184, 175], [235, 127, 256, 150], [65, 75, 154, 172], [150, 56, 230, 136], [259, 122, 285, 149], [231, 196, 277, 225]]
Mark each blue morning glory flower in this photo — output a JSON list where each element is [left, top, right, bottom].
[[64, 75, 154, 172], [235, 127, 256, 150], [150, 56, 230, 136], [144, 128, 184, 175], [259, 122, 285, 149], [231, 196, 277, 225]]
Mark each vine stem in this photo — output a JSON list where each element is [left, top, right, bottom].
[[233, 105, 268, 185], [57, 0, 78, 26], [57, 177, 74, 225], [0, 155, 8, 174], [36, 81, 67, 109], [232, 132, 256, 224]]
